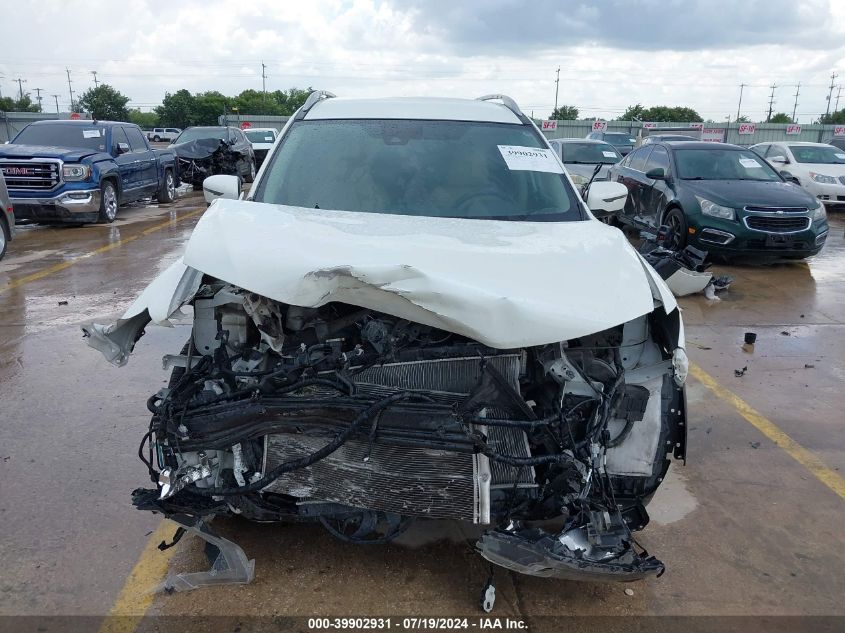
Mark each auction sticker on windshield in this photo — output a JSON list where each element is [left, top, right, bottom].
[[739, 158, 761, 168], [497, 145, 564, 174], [82, 129, 101, 138], [602, 151, 617, 158]]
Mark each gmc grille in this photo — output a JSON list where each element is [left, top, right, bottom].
[[744, 216, 811, 233], [0, 161, 60, 190]]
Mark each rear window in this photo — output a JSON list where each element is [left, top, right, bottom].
[[254, 119, 584, 222], [13, 124, 108, 151], [560, 142, 621, 164], [603, 133, 636, 145], [246, 130, 276, 143]]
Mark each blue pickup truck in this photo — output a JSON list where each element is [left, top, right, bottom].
[[0, 120, 180, 224]]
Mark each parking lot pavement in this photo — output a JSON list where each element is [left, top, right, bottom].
[[1, 195, 843, 625]]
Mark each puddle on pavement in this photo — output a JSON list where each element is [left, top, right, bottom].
[[647, 467, 698, 526]]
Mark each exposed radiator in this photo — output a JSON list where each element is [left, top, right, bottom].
[[263, 353, 536, 523]]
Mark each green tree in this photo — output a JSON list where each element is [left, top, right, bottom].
[[156, 89, 196, 128], [77, 84, 130, 120], [550, 105, 578, 120], [193, 91, 229, 125], [128, 109, 159, 129], [620, 104, 645, 120], [270, 87, 311, 115], [735, 115, 751, 123], [818, 109, 845, 124], [768, 112, 792, 124], [233, 89, 281, 115], [0, 94, 40, 112]]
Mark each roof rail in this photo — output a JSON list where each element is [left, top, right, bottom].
[[476, 94, 527, 121], [295, 90, 337, 120]]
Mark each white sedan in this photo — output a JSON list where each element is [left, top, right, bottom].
[[751, 141, 845, 208]]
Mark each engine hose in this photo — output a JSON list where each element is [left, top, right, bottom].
[[463, 412, 561, 429], [188, 391, 416, 497]]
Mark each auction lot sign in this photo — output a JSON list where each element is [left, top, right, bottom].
[[834, 125, 845, 136], [702, 128, 725, 143], [541, 120, 557, 131], [737, 122, 757, 135], [786, 124, 801, 135], [592, 120, 607, 132]]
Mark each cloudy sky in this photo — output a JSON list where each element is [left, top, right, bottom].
[[2, 0, 845, 122]]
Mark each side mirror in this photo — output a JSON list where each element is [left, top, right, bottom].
[[586, 181, 628, 216], [645, 167, 666, 180], [779, 170, 800, 185], [203, 174, 241, 204], [769, 155, 788, 164], [115, 142, 130, 155]]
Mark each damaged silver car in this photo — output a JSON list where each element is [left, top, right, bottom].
[[84, 93, 687, 605]]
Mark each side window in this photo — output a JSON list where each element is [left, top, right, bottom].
[[112, 126, 130, 153], [645, 146, 669, 173], [628, 147, 653, 172], [752, 144, 769, 157], [766, 144, 784, 159], [125, 127, 149, 153]]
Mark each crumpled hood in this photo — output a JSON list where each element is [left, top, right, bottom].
[[168, 200, 675, 348], [0, 144, 102, 162]]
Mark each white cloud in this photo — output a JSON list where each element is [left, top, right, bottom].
[[0, 0, 843, 122]]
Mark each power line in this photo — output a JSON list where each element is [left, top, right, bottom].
[[14, 77, 26, 100], [825, 71, 837, 118], [766, 83, 777, 122], [66, 68, 75, 111]]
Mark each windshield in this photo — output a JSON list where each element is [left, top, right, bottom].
[[560, 142, 621, 164], [788, 145, 845, 164], [675, 148, 781, 181], [254, 119, 583, 222], [603, 133, 636, 145], [172, 127, 229, 145], [246, 130, 276, 143], [12, 124, 108, 151]]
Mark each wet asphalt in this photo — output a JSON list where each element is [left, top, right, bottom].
[[0, 192, 843, 627]]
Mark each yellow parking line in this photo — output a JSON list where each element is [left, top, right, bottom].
[[98, 520, 178, 633], [0, 208, 205, 296], [690, 363, 845, 501]]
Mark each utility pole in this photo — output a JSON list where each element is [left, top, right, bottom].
[[14, 77, 27, 100], [261, 61, 267, 106], [553, 67, 560, 116], [836, 85, 843, 112], [33, 87, 43, 112], [52, 94, 61, 114], [90, 70, 99, 88], [825, 71, 837, 118], [66, 68, 75, 111], [736, 83, 746, 121], [766, 83, 777, 123], [792, 83, 800, 123]]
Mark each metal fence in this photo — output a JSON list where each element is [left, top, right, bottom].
[[0, 111, 92, 142], [217, 114, 291, 131], [538, 119, 843, 146]]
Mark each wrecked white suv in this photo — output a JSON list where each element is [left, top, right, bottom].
[[84, 93, 687, 598]]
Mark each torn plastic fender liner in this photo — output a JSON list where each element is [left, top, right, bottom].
[[477, 530, 664, 582], [82, 258, 203, 366]]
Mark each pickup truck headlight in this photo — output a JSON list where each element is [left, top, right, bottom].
[[695, 196, 735, 220], [810, 200, 827, 222], [62, 164, 91, 181], [809, 171, 837, 184]]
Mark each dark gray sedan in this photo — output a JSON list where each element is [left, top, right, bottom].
[[0, 172, 14, 260]]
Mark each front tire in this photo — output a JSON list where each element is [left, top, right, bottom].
[[663, 207, 688, 250], [97, 180, 119, 224], [0, 220, 8, 260], [158, 169, 176, 204], [153, 135, 161, 142]]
